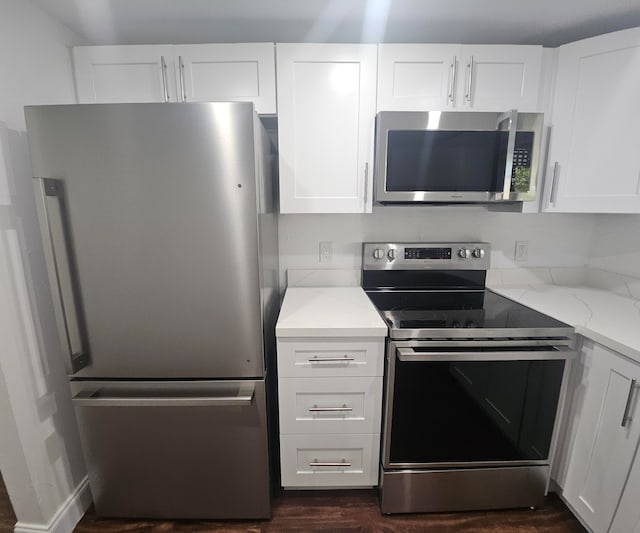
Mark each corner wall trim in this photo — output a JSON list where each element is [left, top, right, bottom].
[[14, 476, 91, 533]]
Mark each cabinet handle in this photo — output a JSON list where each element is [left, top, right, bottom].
[[465, 55, 474, 104], [308, 356, 355, 363], [309, 461, 351, 468], [622, 378, 637, 427], [309, 404, 353, 412], [550, 161, 560, 205], [160, 56, 169, 102], [363, 162, 369, 209], [448, 55, 457, 105], [178, 55, 186, 102]]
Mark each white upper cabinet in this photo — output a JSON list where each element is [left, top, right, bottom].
[[543, 28, 640, 213], [277, 44, 377, 214], [560, 341, 640, 533], [74, 45, 176, 103], [73, 44, 276, 113], [172, 44, 276, 113], [377, 44, 459, 111], [377, 44, 543, 112]]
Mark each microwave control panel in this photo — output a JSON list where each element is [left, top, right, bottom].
[[511, 131, 534, 191]]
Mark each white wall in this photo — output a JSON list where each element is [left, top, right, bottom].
[[587, 215, 640, 278], [0, 1, 89, 531], [279, 207, 596, 281]]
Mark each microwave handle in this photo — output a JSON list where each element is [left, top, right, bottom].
[[497, 109, 518, 197]]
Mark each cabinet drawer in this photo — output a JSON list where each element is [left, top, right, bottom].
[[279, 377, 382, 434], [280, 434, 380, 487], [277, 338, 384, 377]]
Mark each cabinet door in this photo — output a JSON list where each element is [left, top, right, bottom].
[[276, 44, 377, 213], [73, 45, 176, 103], [173, 44, 276, 113], [610, 445, 640, 533], [376, 44, 542, 112], [544, 28, 640, 213], [460, 45, 542, 112], [377, 44, 460, 111], [562, 341, 640, 533]]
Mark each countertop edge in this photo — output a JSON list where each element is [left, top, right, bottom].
[[488, 284, 640, 364]]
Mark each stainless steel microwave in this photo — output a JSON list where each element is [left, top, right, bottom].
[[374, 110, 544, 204]]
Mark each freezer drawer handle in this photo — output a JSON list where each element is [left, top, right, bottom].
[[309, 404, 353, 413], [308, 356, 355, 363], [72, 384, 255, 407], [33, 177, 89, 374], [396, 346, 577, 362], [309, 460, 351, 468]]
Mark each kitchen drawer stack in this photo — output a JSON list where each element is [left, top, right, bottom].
[[275, 287, 387, 488]]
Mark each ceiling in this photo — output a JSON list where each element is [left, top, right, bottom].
[[31, 0, 640, 47]]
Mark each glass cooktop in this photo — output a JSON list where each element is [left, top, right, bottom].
[[365, 289, 570, 334]]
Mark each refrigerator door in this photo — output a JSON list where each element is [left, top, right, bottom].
[[26, 103, 264, 378], [70, 379, 270, 518]]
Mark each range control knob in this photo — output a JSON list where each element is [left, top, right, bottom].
[[372, 248, 385, 260], [457, 248, 471, 259], [472, 248, 486, 259], [387, 249, 397, 261]]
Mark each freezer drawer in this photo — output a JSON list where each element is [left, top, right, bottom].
[[70, 379, 270, 519]]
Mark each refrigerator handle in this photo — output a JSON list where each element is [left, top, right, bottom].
[[33, 178, 89, 374], [72, 382, 256, 407]]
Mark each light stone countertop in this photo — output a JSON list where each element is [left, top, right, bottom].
[[276, 287, 388, 338], [487, 281, 640, 363]]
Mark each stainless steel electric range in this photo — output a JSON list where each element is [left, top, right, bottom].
[[362, 242, 576, 514]]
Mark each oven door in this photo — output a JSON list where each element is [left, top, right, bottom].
[[382, 340, 576, 470]]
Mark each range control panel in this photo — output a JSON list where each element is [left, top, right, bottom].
[[363, 242, 490, 270]]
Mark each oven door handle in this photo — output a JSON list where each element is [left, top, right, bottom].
[[396, 346, 577, 362]]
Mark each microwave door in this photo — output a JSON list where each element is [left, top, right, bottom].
[[382, 130, 506, 201], [374, 111, 543, 204]]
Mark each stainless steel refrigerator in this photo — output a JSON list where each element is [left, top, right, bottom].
[[25, 102, 279, 519]]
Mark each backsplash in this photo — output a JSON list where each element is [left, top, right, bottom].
[[278, 207, 595, 287]]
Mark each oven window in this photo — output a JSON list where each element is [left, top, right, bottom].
[[389, 358, 565, 464], [385, 130, 508, 192]]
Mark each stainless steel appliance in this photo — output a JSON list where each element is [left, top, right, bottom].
[[362, 242, 575, 514], [25, 102, 278, 519], [374, 111, 544, 204]]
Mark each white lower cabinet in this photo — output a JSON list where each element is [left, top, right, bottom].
[[278, 376, 382, 435], [280, 434, 380, 488], [277, 337, 385, 488], [558, 340, 640, 533], [610, 449, 640, 533]]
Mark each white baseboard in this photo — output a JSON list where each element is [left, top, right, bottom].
[[14, 477, 91, 533]]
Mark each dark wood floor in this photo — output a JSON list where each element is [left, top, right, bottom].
[[0, 473, 17, 533], [75, 490, 584, 533], [0, 475, 585, 533]]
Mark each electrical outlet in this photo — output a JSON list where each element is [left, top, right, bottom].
[[514, 240, 529, 262], [319, 241, 332, 263]]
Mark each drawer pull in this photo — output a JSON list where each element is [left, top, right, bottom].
[[309, 460, 352, 468], [308, 356, 355, 363], [309, 404, 353, 413]]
